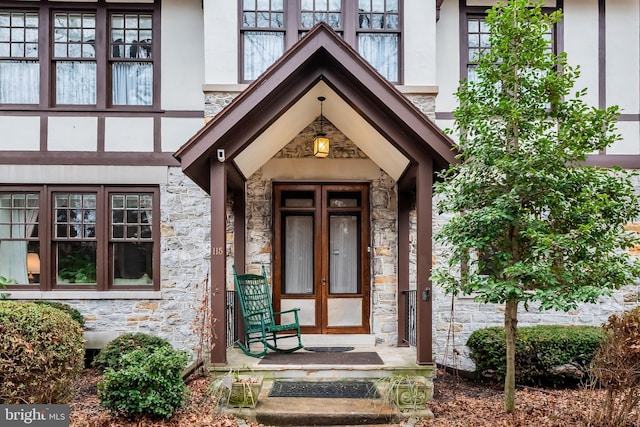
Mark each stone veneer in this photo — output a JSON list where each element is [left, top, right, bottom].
[[46, 169, 213, 353], [242, 117, 401, 345]]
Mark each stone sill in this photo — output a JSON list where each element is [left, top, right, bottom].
[[5, 291, 162, 300]]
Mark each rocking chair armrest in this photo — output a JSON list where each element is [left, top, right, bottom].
[[273, 308, 300, 315]]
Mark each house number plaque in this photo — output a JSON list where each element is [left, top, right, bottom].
[[213, 247, 224, 255]]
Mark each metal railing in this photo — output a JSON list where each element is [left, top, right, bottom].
[[403, 290, 417, 347], [226, 290, 238, 348]]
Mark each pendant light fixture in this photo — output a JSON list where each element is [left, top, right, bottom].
[[313, 96, 330, 158]]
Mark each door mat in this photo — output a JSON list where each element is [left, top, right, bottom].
[[268, 381, 380, 398], [259, 351, 383, 365], [304, 346, 354, 352]]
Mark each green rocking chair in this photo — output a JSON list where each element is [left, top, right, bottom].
[[233, 265, 303, 358]]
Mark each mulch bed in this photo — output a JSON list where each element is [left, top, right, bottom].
[[68, 368, 638, 427]]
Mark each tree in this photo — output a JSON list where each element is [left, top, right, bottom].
[[431, 0, 640, 413]]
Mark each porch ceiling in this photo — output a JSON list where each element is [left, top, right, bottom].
[[233, 81, 410, 181]]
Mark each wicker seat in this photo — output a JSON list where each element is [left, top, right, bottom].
[[233, 265, 303, 358]]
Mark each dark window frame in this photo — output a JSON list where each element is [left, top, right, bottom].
[[0, 0, 160, 111], [0, 185, 160, 292], [460, 4, 562, 81], [239, 0, 403, 84]]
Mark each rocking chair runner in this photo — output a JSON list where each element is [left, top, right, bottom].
[[233, 265, 303, 358]]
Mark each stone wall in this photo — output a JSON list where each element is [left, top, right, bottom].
[[71, 168, 212, 353]]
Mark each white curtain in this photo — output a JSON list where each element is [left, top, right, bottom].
[[358, 33, 398, 82], [0, 196, 38, 285], [56, 61, 97, 104], [329, 216, 358, 294], [284, 216, 314, 294], [243, 31, 285, 81], [112, 62, 153, 105], [0, 61, 39, 104]]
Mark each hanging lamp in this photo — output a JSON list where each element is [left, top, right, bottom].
[[313, 96, 330, 158]]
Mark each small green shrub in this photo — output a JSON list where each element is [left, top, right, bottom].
[[93, 332, 171, 373], [467, 325, 604, 386], [32, 301, 85, 327], [97, 346, 189, 418], [589, 306, 640, 426], [0, 301, 84, 403]]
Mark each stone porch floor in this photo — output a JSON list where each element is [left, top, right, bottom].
[[212, 336, 435, 426]]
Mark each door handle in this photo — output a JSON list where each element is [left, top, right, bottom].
[[322, 278, 327, 286]]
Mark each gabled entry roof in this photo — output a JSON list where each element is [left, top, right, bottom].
[[174, 23, 456, 194]]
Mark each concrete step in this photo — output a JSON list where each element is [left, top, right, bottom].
[[223, 379, 408, 426]]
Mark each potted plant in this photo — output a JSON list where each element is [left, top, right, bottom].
[[210, 369, 263, 408], [377, 374, 433, 412]]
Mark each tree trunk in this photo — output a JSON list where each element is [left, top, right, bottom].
[[504, 297, 518, 413]]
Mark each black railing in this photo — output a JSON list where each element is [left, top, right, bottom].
[[403, 290, 417, 347], [226, 290, 238, 348]]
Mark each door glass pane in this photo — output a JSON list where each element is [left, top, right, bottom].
[[329, 215, 358, 294], [284, 215, 313, 294]]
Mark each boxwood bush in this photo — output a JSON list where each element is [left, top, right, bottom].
[[467, 325, 604, 386], [0, 301, 84, 403], [93, 332, 171, 373], [33, 300, 85, 327], [97, 346, 189, 418]]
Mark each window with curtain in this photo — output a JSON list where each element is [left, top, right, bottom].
[[0, 11, 39, 104], [241, 0, 285, 81], [53, 13, 97, 105], [110, 13, 153, 106], [1, 3, 156, 109], [357, 0, 399, 82], [239, 0, 403, 84], [0, 193, 39, 285], [0, 186, 158, 291]]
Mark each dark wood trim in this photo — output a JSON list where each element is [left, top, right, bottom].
[[210, 159, 228, 365], [416, 157, 433, 365], [97, 116, 105, 152], [585, 155, 640, 169], [436, 111, 640, 122], [39, 115, 47, 151], [153, 115, 161, 153], [397, 190, 411, 347], [0, 152, 179, 166], [0, 109, 204, 117]]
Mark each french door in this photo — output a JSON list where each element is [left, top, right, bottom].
[[273, 183, 370, 334]]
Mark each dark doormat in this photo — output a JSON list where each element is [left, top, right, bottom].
[[268, 381, 380, 398], [304, 346, 354, 352], [258, 351, 383, 365]]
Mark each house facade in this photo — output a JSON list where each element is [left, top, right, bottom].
[[1, 0, 639, 370]]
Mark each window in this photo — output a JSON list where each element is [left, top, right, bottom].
[[0, 11, 39, 103], [357, 0, 399, 83], [241, 0, 285, 81], [0, 2, 156, 108], [0, 186, 159, 291], [240, 0, 402, 83], [463, 12, 555, 81]]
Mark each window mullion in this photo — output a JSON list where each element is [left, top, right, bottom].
[[97, 187, 108, 291], [39, 6, 50, 108], [95, 5, 107, 108]]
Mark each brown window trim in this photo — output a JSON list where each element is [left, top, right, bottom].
[[1, 184, 160, 292], [0, 0, 160, 111], [238, 0, 403, 84], [459, 1, 563, 81]]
